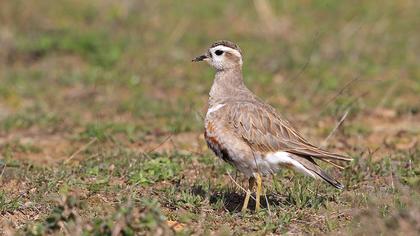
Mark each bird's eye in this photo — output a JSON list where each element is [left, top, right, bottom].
[[215, 50, 223, 56]]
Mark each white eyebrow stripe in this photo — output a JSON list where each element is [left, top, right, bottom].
[[211, 45, 242, 59]]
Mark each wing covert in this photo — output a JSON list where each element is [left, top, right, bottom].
[[226, 102, 352, 167]]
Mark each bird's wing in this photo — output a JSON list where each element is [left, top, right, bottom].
[[226, 102, 352, 168]]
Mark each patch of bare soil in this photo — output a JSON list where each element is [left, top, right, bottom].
[[0, 132, 74, 164], [134, 132, 207, 154], [352, 110, 420, 160]]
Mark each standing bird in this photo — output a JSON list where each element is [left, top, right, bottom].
[[192, 40, 352, 212]]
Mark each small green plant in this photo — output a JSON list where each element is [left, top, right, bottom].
[[1, 140, 42, 157], [396, 150, 420, 187], [285, 178, 328, 209], [78, 122, 137, 141], [86, 198, 171, 235], [129, 155, 181, 186], [177, 189, 204, 210], [25, 195, 82, 235], [0, 191, 21, 213]]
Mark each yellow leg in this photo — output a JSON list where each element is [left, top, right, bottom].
[[241, 177, 255, 212], [255, 173, 262, 211]]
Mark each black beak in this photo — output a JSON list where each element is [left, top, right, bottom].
[[192, 54, 208, 62]]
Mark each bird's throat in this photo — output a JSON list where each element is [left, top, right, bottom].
[[209, 68, 248, 105]]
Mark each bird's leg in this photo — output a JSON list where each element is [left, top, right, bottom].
[[255, 173, 262, 211], [241, 177, 255, 212]]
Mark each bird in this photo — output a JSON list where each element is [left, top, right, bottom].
[[192, 40, 352, 212]]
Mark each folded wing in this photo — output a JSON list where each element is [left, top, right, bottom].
[[227, 102, 352, 169]]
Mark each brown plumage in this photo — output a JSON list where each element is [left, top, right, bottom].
[[193, 40, 352, 211], [230, 102, 352, 165]]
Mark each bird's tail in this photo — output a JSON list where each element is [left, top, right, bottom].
[[287, 154, 345, 189], [312, 169, 344, 189]]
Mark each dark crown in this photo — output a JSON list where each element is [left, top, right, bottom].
[[210, 40, 242, 56]]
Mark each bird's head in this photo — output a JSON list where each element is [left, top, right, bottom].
[[192, 40, 243, 71]]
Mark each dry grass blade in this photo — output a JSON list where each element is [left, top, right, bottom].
[[146, 134, 172, 153], [0, 163, 5, 180], [317, 76, 361, 117], [227, 171, 256, 201], [323, 109, 350, 145], [64, 138, 97, 164]]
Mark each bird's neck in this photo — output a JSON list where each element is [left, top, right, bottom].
[[209, 67, 251, 106]]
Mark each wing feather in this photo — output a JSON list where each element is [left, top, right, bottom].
[[227, 102, 352, 168]]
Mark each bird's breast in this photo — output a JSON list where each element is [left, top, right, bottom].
[[204, 126, 233, 165]]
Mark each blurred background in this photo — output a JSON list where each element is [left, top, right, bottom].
[[0, 0, 419, 234], [1, 0, 418, 135]]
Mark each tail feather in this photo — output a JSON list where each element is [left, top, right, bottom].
[[287, 154, 345, 189], [314, 169, 344, 189], [311, 150, 353, 163]]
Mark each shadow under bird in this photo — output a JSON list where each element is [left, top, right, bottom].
[[192, 40, 352, 212]]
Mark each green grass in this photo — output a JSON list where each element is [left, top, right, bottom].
[[0, 0, 419, 234], [16, 30, 125, 67], [1, 147, 418, 234], [0, 191, 22, 213]]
